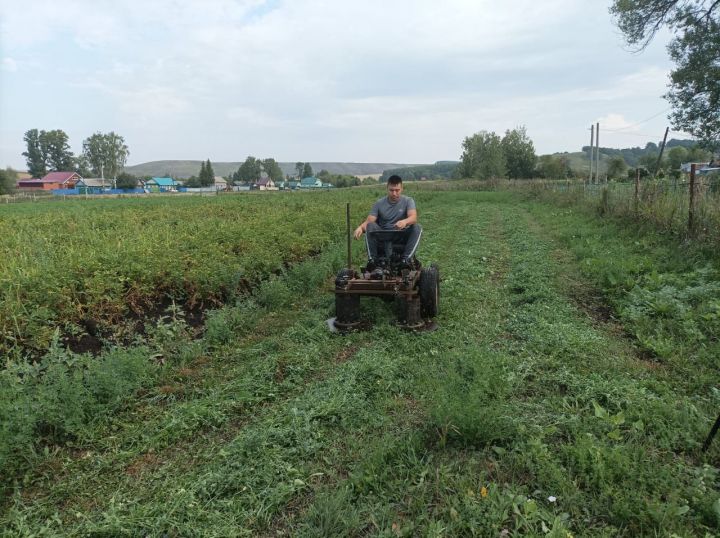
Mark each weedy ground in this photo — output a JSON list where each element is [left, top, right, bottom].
[[2, 190, 720, 536]]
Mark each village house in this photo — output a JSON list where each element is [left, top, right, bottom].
[[17, 171, 81, 190], [214, 176, 228, 190], [75, 178, 111, 194], [144, 177, 178, 192], [299, 176, 323, 188], [255, 178, 277, 190]]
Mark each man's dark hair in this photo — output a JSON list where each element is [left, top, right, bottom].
[[387, 175, 402, 185]]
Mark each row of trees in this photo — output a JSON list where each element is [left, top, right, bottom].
[[610, 0, 719, 150], [22, 129, 129, 186], [184, 160, 217, 187], [458, 126, 537, 180], [230, 157, 286, 183]]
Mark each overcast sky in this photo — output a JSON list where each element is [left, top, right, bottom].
[[0, 0, 684, 170]]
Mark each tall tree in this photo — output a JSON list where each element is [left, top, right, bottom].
[[458, 131, 506, 179], [610, 0, 720, 149], [501, 126, 537, 179], [82, 132, 130, 187], [104, 132, 129, 186], [302, 162, 314, 178], [235, 156, 263, 183], [205, 159, 215, 185], [198, 161, 207, 186], [22, 129, 46, 178], [262, 158, 284, 182], [295, 162, 304, 178], [40, 129, 75, 171]]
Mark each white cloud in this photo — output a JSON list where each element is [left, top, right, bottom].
[[1, 58, 17, 72], [0, 0, 680, 168], [596, 113, 637, 131]]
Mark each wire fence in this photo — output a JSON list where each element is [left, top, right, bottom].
[[519, 170, 720, 244]]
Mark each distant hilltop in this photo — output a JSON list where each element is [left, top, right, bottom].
[[124, 160, 425, 179]]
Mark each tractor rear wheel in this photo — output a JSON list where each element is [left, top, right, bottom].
[[419, 264, 439, 318]]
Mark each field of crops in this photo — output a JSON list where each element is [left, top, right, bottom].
[[2, 188, 720, 536], [0, 190, 379, 358]]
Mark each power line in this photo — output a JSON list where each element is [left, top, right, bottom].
[[602, 107, 673, 132]]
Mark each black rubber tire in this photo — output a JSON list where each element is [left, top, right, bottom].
[[419, 264, 439, 318], [335, 268, 355, 288]]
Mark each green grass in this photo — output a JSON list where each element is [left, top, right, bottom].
[[2, 190, 720, 536]]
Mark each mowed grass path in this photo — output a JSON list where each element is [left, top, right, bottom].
[[3, 192, 718, 536]]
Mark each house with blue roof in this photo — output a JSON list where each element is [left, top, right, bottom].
[[145, 177, 178, 192]]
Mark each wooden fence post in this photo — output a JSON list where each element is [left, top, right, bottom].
[[688, 163, 696, 235], [634, 168, 640, 216]]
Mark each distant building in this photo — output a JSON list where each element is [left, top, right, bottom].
[[214, 176, 228, 190], [145, 177, 178, 192], [681, 162, 720, 175], [299, 176, 323, 188], [17, 171, 81, 190], [255, 178, 277, 190], [76, 178, 109, 194]]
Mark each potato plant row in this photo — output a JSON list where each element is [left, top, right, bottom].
[[0, 190, 377, 358]]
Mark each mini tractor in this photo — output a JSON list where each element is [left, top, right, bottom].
[[330, 204, 439, 331]]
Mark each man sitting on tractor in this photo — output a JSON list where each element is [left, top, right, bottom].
[[353, 175, 422, 270]]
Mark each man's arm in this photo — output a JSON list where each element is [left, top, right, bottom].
[[354, 215, 377, 239], [394, 209, 417, 230]]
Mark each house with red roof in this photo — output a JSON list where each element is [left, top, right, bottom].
[[17, 171, 82, 190]]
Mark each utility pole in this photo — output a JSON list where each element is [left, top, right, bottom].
[[654, 127, 670, 179], [596, 122, 601, 183], [589, 125, 595, 184]]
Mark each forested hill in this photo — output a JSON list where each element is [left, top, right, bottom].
[[579, 139, 697, 167], [380, 161, 461, 181], [125, 160, 423, 179]]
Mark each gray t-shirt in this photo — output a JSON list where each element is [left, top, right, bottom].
[[370, 195, 416, 230]]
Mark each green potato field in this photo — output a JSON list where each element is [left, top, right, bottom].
[[2, 187, 720, 536]]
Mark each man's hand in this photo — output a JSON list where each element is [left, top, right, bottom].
[[353, 225, 364, 240], [394, 219, 407, 230]]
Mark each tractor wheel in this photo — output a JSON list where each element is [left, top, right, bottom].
[[335, 268, 355, 288], [419, 264, 439, 318]]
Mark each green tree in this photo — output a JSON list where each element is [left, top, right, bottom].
[[22, 129, 47, 178], [0, 168, 15, 194], [686, 145, 712, 163], [116, 172, 138, 190], [606, 156, 628, 179], [302, 162, 314, 178], [235, 156, 262, 183], [459, 131, 506, 179], [262, 158, 284, 182], [204, 159, 215, 186], [199, 161, 207, 185], [501, 126, 537, 179], [74, 154, 93, 177], [295, 162, 304, 179], [610, 0, 720, 148], [666, 146, 687, 178], [82, 132, 129, 187], [537, 155, 570, 179], [638, 152, 660, 174], [40, 130, 75, 171]]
